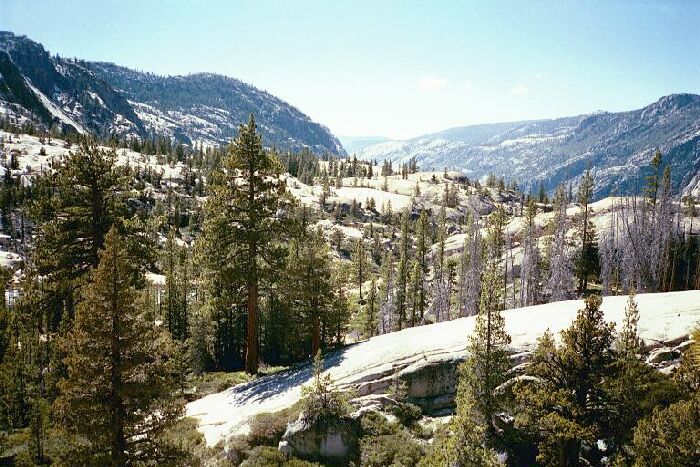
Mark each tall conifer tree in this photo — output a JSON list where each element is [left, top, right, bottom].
[[55, 229, 184, 466], [203, 115, 285, 374]]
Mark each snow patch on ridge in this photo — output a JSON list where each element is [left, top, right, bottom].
[[25, 81, 87, 134]]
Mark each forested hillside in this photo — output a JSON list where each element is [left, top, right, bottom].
[[0, 114, 698, 465], [85, 61, 345, 154], [0, 31, 345, 155]]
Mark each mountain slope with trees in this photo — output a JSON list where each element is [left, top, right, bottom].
[[0, 31, 345, 155], [0, 79, 699, 464], [358, 94, 700, 199]]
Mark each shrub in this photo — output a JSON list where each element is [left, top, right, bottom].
[[300, 352, 350, 425], [241, 446, 288, 466], [360, 428, 423, 467], [160, 417, 211, 466], [389, 402, 422, 427], [631, 396, 700, 466], [187, 371, 252, 399], [242, 446, 320, 466], [359, 411, 397, 437], [247, 405, 301, 448]]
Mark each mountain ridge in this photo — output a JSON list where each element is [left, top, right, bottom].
[[0, 31, 345, 155], [358, 93, 700, 199]]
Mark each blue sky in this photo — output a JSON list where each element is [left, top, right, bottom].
[[2, 0, 699, 139]]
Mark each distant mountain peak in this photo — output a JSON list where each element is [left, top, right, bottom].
[[358, 94, 700, 199], [651, 93, 700, 111]]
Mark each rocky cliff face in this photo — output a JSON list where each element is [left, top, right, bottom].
[[359, 95, 700, 199]]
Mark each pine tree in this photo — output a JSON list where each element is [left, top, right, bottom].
[[617, 290, 642, 359], [331, 226, 345, 252], [406, 259, 421, 326], [601, 289, 666, 461], [420, 379, 501, 466], [463, 208, 512, 431], [364, 278, 378, 337], [514, 295, 615, 466], [682, 194, 696, 290], [163, 228, 188, 341], [657, 166, 675, 291], [486, 205, 508, 308], [319, 173, 330, 210], [54, 228, 185, 466], [460, 211, 482, 316], [538, 182, 548, 204], [366, 196, 376, 212], [29, 140, 152, 328], [619, 151, 674, 292], [645, 150, 663, 206], [458, 236, 470, 316], [285, 228, 335, 356], [301, 351, 349, 425], [431, 206, 451, 322], [0, 274, 50, 464], [414, 210, 430, 321], [464, 237, 511, 432], [575, 169, 596, 293], [395, 211, 411, 329], [520, 199, 541, 306], [203, 115, 286, 374], [198, 208, 244, 370], [378, 249, 395, 334]]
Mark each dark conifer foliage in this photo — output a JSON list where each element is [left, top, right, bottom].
[[201, 115, 287, 374], [54, 229, 185, 466], [28, 141, 153, 328]]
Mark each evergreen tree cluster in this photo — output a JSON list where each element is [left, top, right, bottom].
[[427, 292, 700, 466], [0, 113, 698, 465]]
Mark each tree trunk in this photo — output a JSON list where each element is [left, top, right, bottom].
[[579, 206, 589, 294], [245, 277, 258, 374], [311, 313, 321, 356]]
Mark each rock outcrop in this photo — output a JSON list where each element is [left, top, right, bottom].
[[279, 416, 360, 466], [187, 291, 700, 447]]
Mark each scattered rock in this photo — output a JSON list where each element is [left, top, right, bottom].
[[509, 351, 532, 366], [277, 440, 292, 456], [279, 416, 360, 466], [673, 340, 695, 353], [659, 362, 681, 375], [646, 347, 681, 365], [507, 362, 529, 377]]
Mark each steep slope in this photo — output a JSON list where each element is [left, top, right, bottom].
[[359, 96, 700, 199], [84, 62, 344, 154], [187, 291, 700, 446], [0, 32, 345, 154], [0, 31, 142, 136]]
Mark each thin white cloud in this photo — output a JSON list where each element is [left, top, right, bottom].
[[462, 80, 475, 93], [418, 75, 447, 91], [510, 84, 528, 95]]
